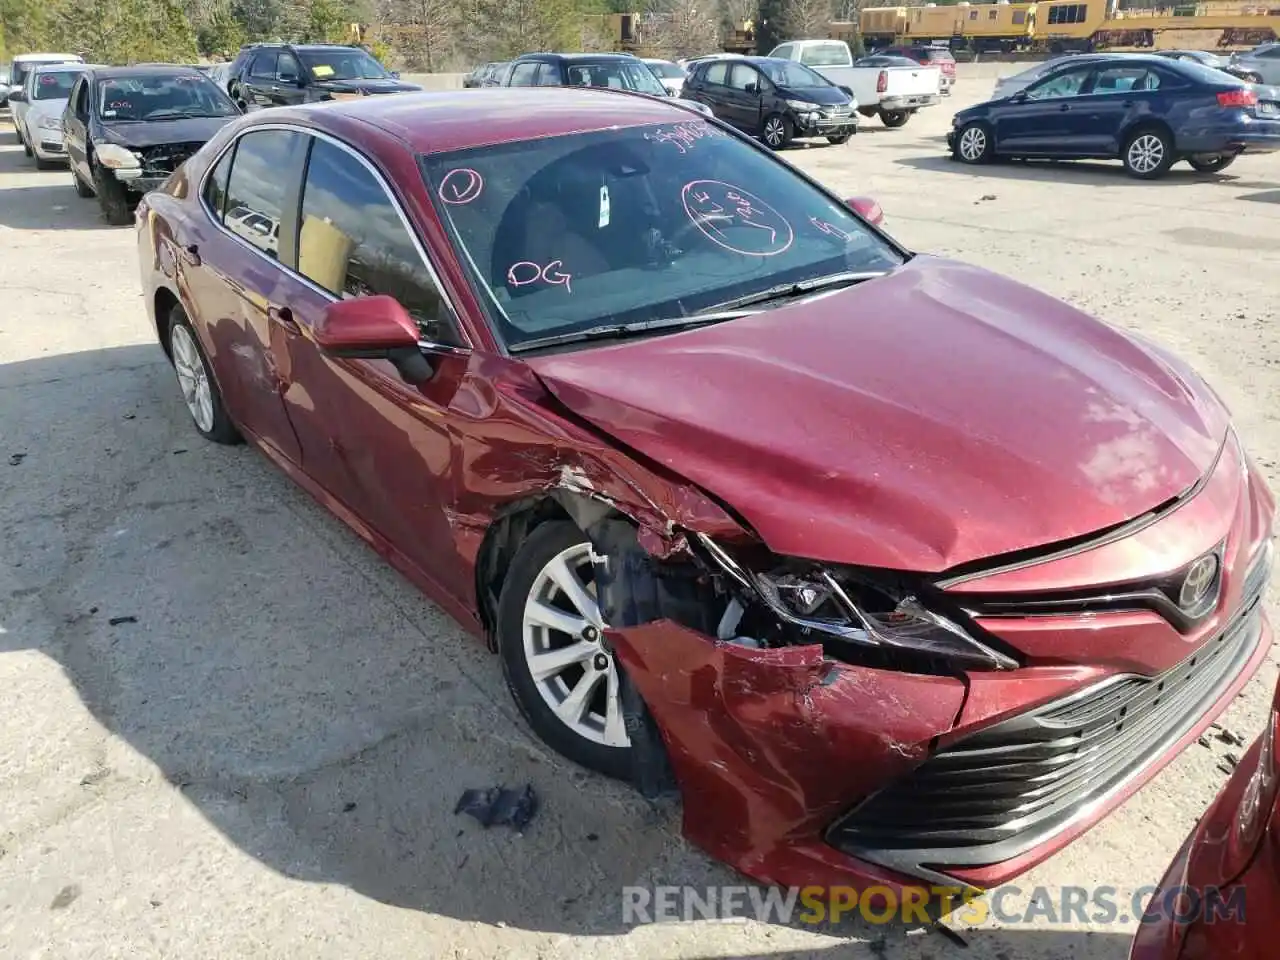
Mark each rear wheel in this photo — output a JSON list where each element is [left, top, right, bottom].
[[1122, 127, 1174, 179], [827, 133, 852, 144], [1187, 154, 1235, 173], [167, 306, 240, 444], [953, 120, 994, 163], [72, 165, 95, 198], [880, 108, 910, 128], [761, 113, 793, 149]]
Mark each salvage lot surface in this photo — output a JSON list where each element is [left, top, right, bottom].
[[2, 76, 1279, 959]]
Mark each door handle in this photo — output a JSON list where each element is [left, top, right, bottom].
[[268, 305, 300, 333]]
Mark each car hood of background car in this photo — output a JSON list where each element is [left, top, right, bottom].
[[526, 256, 1229, 572], [311, 77, 422, 95], [98, 115, 235, 148], [777, 84, 850, 105]]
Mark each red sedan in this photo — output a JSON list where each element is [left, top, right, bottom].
[[136, 88, 1274, 897], [1130, 674, 1280, 960]]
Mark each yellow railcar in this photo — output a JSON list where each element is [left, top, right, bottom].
[[855, 1, 1279, 53]]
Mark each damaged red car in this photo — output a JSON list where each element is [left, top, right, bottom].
[[136, 88, 1275, 897]]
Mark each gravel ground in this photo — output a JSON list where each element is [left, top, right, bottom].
[[1, 76, 1278, 960]]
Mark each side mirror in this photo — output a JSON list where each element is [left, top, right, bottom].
[[744, 82, 759, 94], [1011, 90, 1029, 103], [391, 70, 401, 79], [315, 295, 434, 383], [8, 89, 26, 103], [845, 196, 884, 227]]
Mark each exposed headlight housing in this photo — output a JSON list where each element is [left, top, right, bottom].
[[94, 142, 140, 169], [697, 535, 1018, 672]]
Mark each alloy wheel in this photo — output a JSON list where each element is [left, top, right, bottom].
[[521, 542, 629, 748], [170, 325, 215, 433], [764, 117, 785, 147], [1127, 134, 1164, 175], [959, 126, 986, 161]]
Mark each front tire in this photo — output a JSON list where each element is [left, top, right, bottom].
[[167, 306, 240, 444], [497, 520, 632, 781], [880, 108, 910, 128], [1122, 127, 1174, 180], [91, 156, 134, 225], [1188, 154, 1235, 173], [761, 113, 793, 150], [953, 120, 994, 163]]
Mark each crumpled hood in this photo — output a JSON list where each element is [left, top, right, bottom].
[[526, 256, 1228, 572], [98, 115, 234, 148], [312, 77, 422, 95]]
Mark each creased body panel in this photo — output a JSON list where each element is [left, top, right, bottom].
[[530, 257, 1227, 571]]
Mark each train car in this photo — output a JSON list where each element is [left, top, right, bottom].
[[854, 0, 1278, 53]]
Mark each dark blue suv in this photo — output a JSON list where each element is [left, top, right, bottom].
[[948, 54, 1280, 178]]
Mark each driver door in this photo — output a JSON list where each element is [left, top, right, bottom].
[[242, 51, 278, 108], [723, 63, 766, 132], [269, 51, 307, 107], [993, 64, 1096, 155]]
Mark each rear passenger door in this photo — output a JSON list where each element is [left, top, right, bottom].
[[277, 133, 474, 597], [186, 129, 307, 463], [724, 63, 765, 132], [507, 62, 540, 87], [690, 61, 734, 124], [242, 51, 278, 108], [1078, 65, 1164, 155]]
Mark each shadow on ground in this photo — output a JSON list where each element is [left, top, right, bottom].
[[0, 132, 113, 230], [0, 344, 1139, 957], [895, 152, 1277, 191]]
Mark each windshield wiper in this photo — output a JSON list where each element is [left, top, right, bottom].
[[701, 270, 887, 314], [509, 312, 753, 353]]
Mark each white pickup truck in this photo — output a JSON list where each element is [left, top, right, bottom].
[[767, 39, 941, 127]]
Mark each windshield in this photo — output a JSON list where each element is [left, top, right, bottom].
[[98, 74, 239, 121], [565, 60, 667, 96], [797, 43, 850, 67], [646, 60, 685, 79], [422, 120, 902, 350], [299, 49, 390, 81], [34, 69, 82, 100], [758, 60, 832, 88]]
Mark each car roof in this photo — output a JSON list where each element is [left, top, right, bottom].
[[31, 61, 92, 72], [270, 87, 696, 155], [515, 52, 638, 63], [14, 53, 82, 62], [89, 64, 206, 79]]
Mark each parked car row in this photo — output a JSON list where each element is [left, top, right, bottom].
[[952, 51, 1280, 179]]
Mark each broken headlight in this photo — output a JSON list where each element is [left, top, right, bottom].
[[698, 535, 1017, 671]]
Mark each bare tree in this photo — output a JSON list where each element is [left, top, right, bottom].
[[644, 0, 719, 60], [778, 0, 832, 41], [379, 0, 455, 71]]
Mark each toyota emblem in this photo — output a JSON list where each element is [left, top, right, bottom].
[[1179, 553, 1220, 613]]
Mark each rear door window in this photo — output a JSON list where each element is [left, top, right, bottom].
[[222, 130, 304, 260], [249, 52, 278, 79], [508, 62, 539, 86], [1090, 66, 1159, 94], [704, 61, 729, 86]]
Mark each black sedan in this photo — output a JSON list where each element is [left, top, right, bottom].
[[62, 65, 241, 224], [949, 54, 1280, 178]]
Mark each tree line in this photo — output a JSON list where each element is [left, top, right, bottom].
[[0, 0, 913, 72]]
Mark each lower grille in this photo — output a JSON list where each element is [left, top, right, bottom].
[[827, 546, 1270, 881], [139, 141, 204, 177]]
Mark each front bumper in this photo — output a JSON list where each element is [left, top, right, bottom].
[[881, 93, 940, 111], [609, 439, 1274, 899], [794, 110, 858, 137]]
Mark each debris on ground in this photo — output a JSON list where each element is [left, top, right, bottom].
[[979, 194, 997, 201], [932, 921, 969, 947], [1223, 750, 1240, 769], [8, 453, 26, 466], [1215, 727, 1245, 747], [1197, 734, 1212, 749], [107, 616, 137, 626], [454, 784, 539, 831]]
